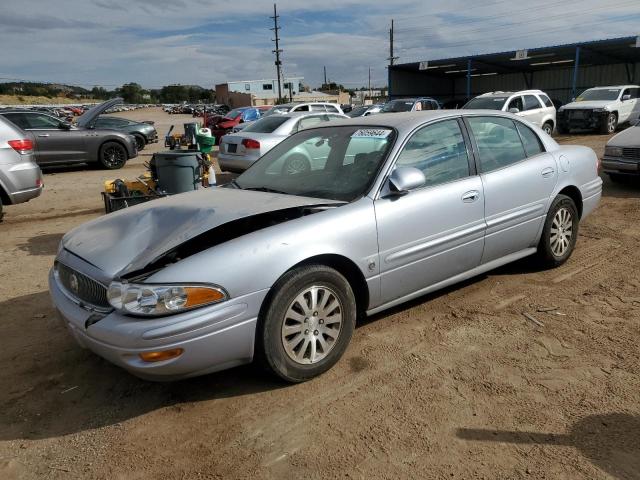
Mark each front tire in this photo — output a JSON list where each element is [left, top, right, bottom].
[[600, 113, 617, 134], [98, 141, 127, 169], [258, 265, 356, 383], [536, 194, 579, 268]]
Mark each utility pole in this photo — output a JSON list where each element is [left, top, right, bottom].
[[323, 66, 327, 87], [368, 66, 371, 98], [387, 19, 398, 66], [270, 3, 283, 102]]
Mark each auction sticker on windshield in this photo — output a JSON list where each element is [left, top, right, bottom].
[[351, 129, 392, 139]]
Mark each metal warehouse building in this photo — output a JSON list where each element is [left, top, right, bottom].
[[389, 36, 640, 105]]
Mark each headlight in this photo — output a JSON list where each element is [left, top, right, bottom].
[[107, 282, 227, 316], [604, 146, 623, 157]]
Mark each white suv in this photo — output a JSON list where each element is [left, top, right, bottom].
[[463, 90, 557, 135], [557, 85, 640, 134]]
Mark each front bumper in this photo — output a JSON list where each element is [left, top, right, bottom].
[[601, 155, 640, 176], [557, 110, 607, 131], [49, 268, 267, 381]]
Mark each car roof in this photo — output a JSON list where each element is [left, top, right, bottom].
[[317, 110, 532, 133], [586, 85, 639, 89], [477, 90, 547, 97]]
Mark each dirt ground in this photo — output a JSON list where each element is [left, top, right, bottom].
[[1, 108, 639, 480]]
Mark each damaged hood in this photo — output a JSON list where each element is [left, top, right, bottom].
[[62, 187, 340, 278]]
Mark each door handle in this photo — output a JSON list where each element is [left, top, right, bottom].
[[462, 190, 480, 203], [37, 134, 50, 137], [541, 167, 555, 177]]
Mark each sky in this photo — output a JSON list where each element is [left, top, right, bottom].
[[1, 0, 639, 90]]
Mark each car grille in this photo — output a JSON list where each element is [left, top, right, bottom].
[[621, 148, 640, 160], [566, 110, 589, 119], [55, 262, 111, 310]]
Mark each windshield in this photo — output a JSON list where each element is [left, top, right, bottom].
[[381, 100, 415, 113], [347, 106, 369, 117], [263, 105, 292, 117], [463, 97, 508, 110], [576, 88, 621, 102], [235, 126, 396, 202], [242, 115, 289, 133], [225, 108, 245, 120]]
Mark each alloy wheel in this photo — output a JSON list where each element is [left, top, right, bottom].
[[103, 146, 125, 168], [550, 207, 573, 257], [607, 114, 617, 133], [281, 285, 343, 364]]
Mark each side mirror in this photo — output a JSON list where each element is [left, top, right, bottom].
[[387, 167, 425, 196], [622, 94, 631, 101], [508, 107, 520, 114]]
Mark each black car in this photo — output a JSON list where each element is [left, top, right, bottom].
[[93, 116, 158, 150], [0, 98, 137, 169]]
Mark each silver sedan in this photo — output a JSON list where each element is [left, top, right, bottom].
[[50, 111, 602, 383], [218, 111, 347, 172]]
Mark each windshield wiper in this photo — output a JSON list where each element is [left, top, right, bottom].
[[243, 186, 290, 195]]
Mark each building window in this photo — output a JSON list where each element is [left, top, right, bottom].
[[263, 84, 273, 90], [285, 82, 293, 90], [245, 83, 250, 91]]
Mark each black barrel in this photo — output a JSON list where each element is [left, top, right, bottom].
[[152, 151, 200, 194]]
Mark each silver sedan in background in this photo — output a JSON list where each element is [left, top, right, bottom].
[[218, 111, 348, 172], [50, 111, 601, 383]]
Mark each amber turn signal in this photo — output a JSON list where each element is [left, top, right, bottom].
[[139, 348, 184, 363], [184, 287, 226, 308]]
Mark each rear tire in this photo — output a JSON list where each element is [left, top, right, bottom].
[[133, 134, 146, 151], [535, 194, 579, 268], [600, 113, 617, 134], [98, 141, 127, 170], [541, 122, 553, 135], [257, 265, 356, 383]]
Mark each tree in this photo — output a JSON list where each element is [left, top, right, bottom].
[[119, 83, 145, 103]]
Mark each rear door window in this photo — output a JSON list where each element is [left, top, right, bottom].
[[25, 114, 62, 129], [467, 116, 527, 173], [507, 96, 523, 111]]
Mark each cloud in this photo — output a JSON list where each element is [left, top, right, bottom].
[[0, 0, 637, 89]]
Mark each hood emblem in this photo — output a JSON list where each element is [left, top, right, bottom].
[[69, 273, 80, 294]]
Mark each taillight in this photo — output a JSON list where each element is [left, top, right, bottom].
[[241, 138, 260, 149], [8, 139, 34, 154]]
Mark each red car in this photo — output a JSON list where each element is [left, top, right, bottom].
[[210, 106, 271, 143]]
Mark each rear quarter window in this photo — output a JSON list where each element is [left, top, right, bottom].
[[539, 94, 554, 108]]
